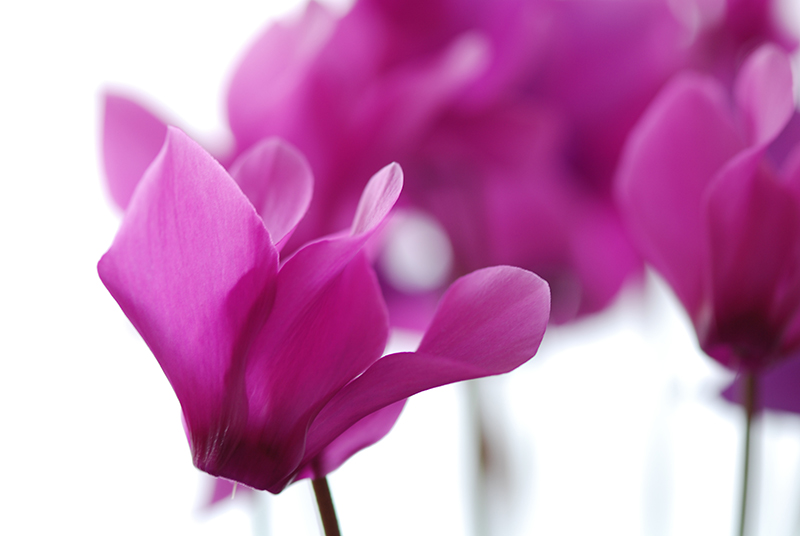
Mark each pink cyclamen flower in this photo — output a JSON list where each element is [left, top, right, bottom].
[[98, 127, 550, 492], [617, 43, 800, 373]]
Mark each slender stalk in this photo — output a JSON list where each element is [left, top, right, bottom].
[[467, 380, 489, 536], [738, 372, 757, 536], [312, 477, 341, 536]]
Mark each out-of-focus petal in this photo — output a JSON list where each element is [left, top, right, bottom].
[[381, 286, 444, 331], [98, 127, 279, 467], [102, 92, 168, 210], [204, 477, 253, 508], [734, 44, 794, 147], [768, 112, 800, 171], [722, 354, 800, 414], [353, 32, 490, 157], [703, 148, 800, 369], [616, 73, 743, 316], [300, 266, 549, 471], [226, 1, 336, 150], [294, 400, 406, 482], [230, 138, 314, 251], [570, 202, 643, 317], [529, 0, 687, 190], [688, 0, 797, 85]]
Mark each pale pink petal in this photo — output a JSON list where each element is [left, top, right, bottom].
[[616, 73, 743, 316], [230, 138, 314, 251], [102, 92, 168, 210], [299, 266, 549, 474], [734, 44, 794, 147], [98, 127, 279, 467]]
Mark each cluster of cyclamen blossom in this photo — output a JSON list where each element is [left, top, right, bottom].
[[100, 0, 800, 513], [104, 0, 795, 326]]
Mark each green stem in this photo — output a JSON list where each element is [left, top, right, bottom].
[[312, 477, 341, 536], [738, 372, 757, 536], [467, 380, 489, 536]]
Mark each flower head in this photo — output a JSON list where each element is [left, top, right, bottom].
[[617, 44, 800, 372], [98, 127, 550, 492]]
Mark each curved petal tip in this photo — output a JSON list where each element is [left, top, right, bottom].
[[230, 137, 314, 250], [102, 91, 168, 210], [351, 163, 404, 236], [735, 44, 794, 147]]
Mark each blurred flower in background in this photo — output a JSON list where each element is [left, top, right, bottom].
[[101, 0, 796, 330], [617, 44, 800, 374]]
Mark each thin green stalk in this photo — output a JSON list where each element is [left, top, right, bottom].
[[738, 372, 757, 536], [312, 477, 341, 536], [467, 380, 489, 536]]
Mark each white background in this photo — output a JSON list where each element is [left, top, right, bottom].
[[2, 1, 800, 535]]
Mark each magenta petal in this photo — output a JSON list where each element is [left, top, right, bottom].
[[267, 163, 403, 325], [734, 44, 794, 147], [703, 148, 800, 369], [98, 127, 279, 465], [240, 249, 389, 492], [350, 162, 403, 235], [353, 31, 490, 152], [299, 266, 550, 471], [616, 73, 743, 316], [242, 165, 403, 427], [226, 1, 336, 149], [230, 138, 314, 251], [247, 250, 389, 426], [295, 400, 406, 481], [416, 265, 549, 367], [102, 92, 168, 210], [570, 203, 642, 317]]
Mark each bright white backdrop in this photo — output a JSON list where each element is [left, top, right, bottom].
[[2, 1, 800, 535]]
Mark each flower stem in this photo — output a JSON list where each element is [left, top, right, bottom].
[[466, 380, 489, 536], [738, 372, 757, 536], [312, 477, 341, 536]]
